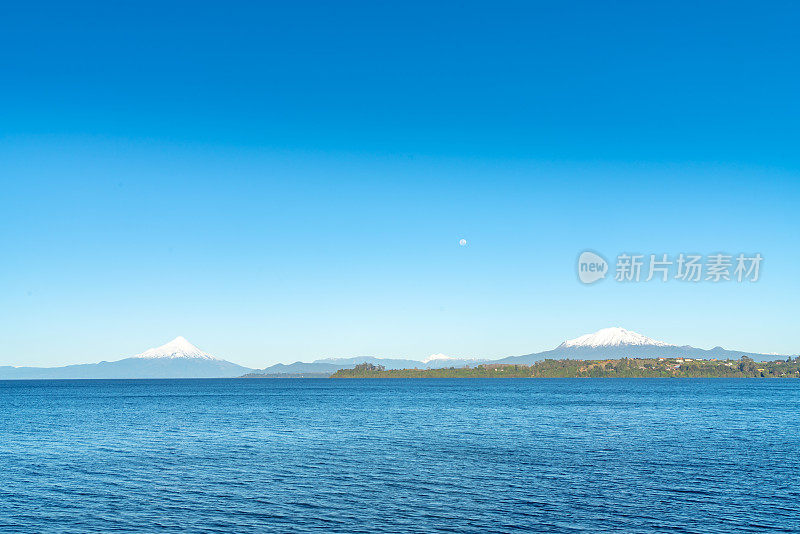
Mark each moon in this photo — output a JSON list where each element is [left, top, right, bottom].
[[459, 239, 467, 246]]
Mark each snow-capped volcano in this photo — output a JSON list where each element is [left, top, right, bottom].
[[496, 326, 787, 365], [422, 353, 459, 363], [558, 327, 674, 348], [0, 336, 252, 378], [132, 336, 218, 360]]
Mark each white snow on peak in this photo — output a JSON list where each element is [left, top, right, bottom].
[[422, 353, 484, 364], [422, 353, 459, 363], [132, 336, 218, 360], [559, 327, 674, 348]]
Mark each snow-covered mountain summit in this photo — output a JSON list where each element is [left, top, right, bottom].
[[422, 353, 460, 363], [132, 336, 218, 360], [558, 327, 674, 348], [421, 353, 486, 365]]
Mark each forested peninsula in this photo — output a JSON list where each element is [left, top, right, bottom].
[[331, 357, 800, 378]]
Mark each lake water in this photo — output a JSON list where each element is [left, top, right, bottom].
[[1, 378, 798, 533]]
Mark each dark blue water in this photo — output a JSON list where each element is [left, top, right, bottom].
[[1, 379, 798, 533]]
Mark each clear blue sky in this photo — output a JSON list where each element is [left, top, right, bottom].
[[1, 1, 798, 367]]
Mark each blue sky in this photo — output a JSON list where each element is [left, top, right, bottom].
[[1, 1, 799, 366]]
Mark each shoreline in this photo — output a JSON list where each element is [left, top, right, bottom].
[[328, 358, 800, 379]]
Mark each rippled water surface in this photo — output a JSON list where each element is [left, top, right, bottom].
[[1, 378, 798, 533]]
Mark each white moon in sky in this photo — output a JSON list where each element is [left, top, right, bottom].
[[459, 239, 467, 246]]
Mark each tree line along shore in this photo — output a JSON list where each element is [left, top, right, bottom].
[[330, 356, 800, 378]]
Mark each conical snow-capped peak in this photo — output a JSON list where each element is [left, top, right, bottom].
[[132, 336, 218, 360], [558, 327, 674, 348]]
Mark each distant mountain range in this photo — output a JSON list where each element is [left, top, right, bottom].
[[0, 328, 793, 379], [0, 337, 251, 379], [494, 327, 789, 365], [246, 327, 793, 377], [248, 355, 490, 376]]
